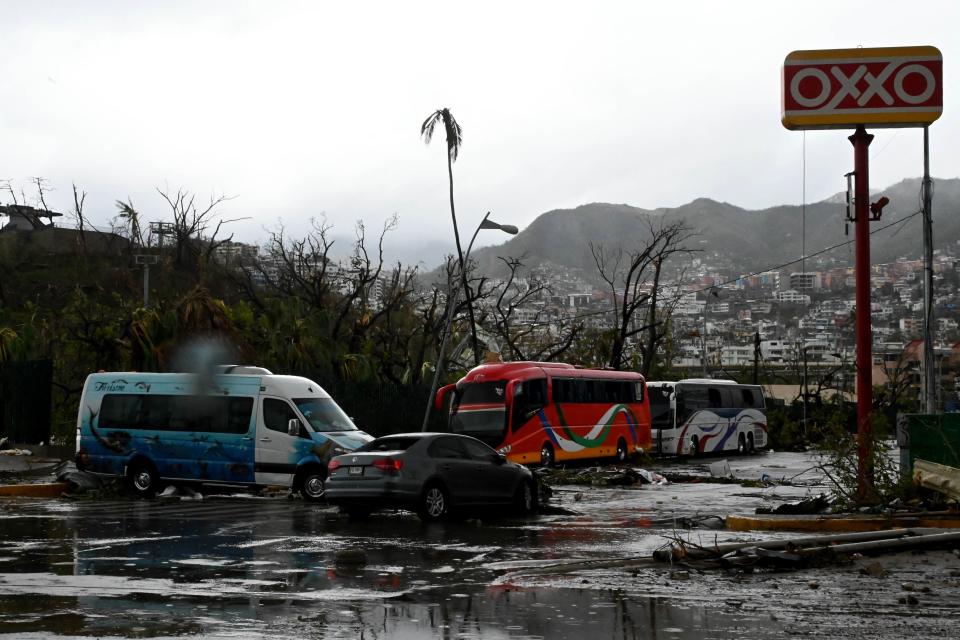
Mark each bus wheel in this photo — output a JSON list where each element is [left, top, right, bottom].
[[128, 460, 159, 498], [418, 482, 449, 522], [747, 433, 756, 454], [615, 438, 629, 464], [540, 443, 555, 468], [296, 468, 327, 502], [737, 434, 747, 454]]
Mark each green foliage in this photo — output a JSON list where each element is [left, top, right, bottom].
[[815, 411, 906, 508]]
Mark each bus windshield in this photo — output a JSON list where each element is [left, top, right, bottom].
[[648, 386, 673, 430], [293, 398, 358, 432], [449, 381, 508, 444]]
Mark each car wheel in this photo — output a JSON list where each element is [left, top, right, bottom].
[[615, 438, 628, 464], [747, 433, 756, 454], [540, 443, 555, 468], [418, 482, 449, 522], [296, 468, 326, 502], [128, 460, 159, 498], [737, 434, 747, 454], [514, 480, 537, 514]]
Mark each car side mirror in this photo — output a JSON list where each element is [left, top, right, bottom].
[[287, 418, 301, 437]]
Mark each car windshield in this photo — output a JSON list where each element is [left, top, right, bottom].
[[293, 398, 357, 432]]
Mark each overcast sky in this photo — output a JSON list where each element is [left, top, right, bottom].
[[1, 1, 957, 265]]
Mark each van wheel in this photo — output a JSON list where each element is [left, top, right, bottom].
[[295, 468, 327, 502], [615, 438, 629, 464], [747, 433, 756, 454], [737, 434, 747, 454], [128, 460, 159, 498], [418, 482, 449, 521], [514, 480, 536, 515], [540, 443, 555, 468]]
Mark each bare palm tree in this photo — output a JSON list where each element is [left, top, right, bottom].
[[421, 108, 481, 366]]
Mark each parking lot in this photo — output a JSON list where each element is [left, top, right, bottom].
[[2, 450, 960, 639]]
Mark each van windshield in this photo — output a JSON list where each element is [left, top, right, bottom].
[[293, 398, 358, 432]]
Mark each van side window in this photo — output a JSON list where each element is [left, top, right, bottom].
[[263, 398, 298, 434], [98, 394, 254, 434], [99, 395, 141, 429]]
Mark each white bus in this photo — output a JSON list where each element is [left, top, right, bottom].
[[647, 379, 767, 456]]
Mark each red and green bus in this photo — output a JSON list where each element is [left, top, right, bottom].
[[435, 362, 651, 466]]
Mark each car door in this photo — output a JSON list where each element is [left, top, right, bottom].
[[255, 397, 302, 487], [427, 437, 476, 505], [461, 438, 517, 503]]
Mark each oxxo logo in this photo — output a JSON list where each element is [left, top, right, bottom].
[[781, 46, 942, 130], [789, 61, 937, 109]]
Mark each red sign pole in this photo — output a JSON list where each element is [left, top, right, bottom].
[[849, 125, 874, 501]]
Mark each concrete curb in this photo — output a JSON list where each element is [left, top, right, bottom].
[[0, 482, 70, 498], [727, 513, 960, 532]]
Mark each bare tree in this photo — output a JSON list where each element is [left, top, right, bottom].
[[72, 185, 89, 256], [490, 256, 582, 362], [0, 179, 19, 205], [157, 187, 236, 266], [591, 219, 696, 372], [30, 177, 52, 211]]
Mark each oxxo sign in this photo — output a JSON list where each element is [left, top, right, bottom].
[[782, 46, 942, 130]]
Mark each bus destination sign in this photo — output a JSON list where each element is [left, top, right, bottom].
[[782, 46, 942, 130]]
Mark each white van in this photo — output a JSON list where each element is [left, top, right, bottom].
[[75, 366, 372, 499], [647, 379, 767, 456]]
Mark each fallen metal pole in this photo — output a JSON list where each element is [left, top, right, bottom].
[[802, 530, 960, 556], [652, 527, 933, 562]]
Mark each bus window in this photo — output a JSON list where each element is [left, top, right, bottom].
[[677, 385, 709, 422], [707, 388, 722, 408], [512, 379, 546, 431], [742, 388, 755, 408]]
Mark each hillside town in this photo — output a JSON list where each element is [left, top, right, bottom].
[[194, 229, 960, 411]]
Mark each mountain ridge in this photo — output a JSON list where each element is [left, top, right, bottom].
[[459, 177, 960, 281]]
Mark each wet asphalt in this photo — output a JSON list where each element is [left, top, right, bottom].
[[1, 451, 959, 639]]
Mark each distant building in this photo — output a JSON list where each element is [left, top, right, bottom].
[[789, 272, 819, 291], [776, 289, 811, 305]]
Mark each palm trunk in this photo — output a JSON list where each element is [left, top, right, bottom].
[[447, 154, 479, 367]]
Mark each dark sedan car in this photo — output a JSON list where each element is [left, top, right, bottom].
[[325, 432, 538, 521]]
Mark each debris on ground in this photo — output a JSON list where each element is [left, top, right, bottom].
[[55, 461, 104, 491], [536, 466, 667, 488], [652, 528, 960, 572], [755, 494, 832, 515], [913, 459, 960, 502], [158, 485, 203, 501], [708, 460, 733, 479]]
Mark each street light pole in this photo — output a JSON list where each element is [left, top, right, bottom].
[[421, 213, 518, 431]]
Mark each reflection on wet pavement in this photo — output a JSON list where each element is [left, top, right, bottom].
[[0, 452, 831, 638]]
